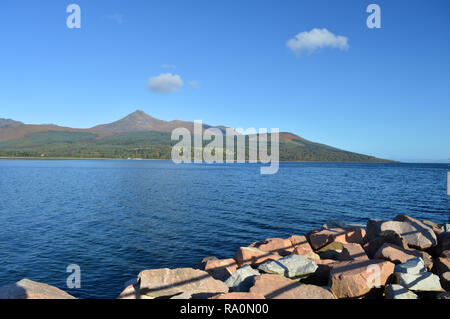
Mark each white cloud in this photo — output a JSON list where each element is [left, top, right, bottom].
[[188, 81, 200, 89], [286, 28, 349, 56], [147, 73, 184, 93], [161, 64, 176, 69]]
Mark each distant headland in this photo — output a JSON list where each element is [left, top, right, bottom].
[[0, 111, 392, 162]]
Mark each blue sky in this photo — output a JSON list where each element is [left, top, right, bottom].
[[0, 0, 449, 162]]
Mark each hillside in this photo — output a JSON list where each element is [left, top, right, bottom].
[[0, 111, 392, 162]]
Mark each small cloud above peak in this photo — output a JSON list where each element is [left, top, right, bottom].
[[287, 28, 349, 57], [147, 73, 184, 93]]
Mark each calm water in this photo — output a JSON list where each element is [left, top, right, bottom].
[[0, 160, 448, 298]]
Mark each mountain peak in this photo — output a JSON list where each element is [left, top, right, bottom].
[[123, 110, 154, 120], [130, 109, 148, 116], [91, 110, 165, 134]]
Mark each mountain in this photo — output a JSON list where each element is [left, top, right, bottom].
[[0, 111, 392, 162], [91, 110, 236, 136], [91, 110, 176, 135]]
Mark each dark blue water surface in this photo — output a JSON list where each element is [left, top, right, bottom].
[[0, 160, 448, 298]]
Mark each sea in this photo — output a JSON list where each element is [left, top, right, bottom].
[[0, 160, 448, 298]]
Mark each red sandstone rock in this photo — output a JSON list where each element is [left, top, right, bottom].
[[0, 279, 76, 299], [329, 259, 395, 298], [138, 268, 228, 299], [423, 220, 444, 236], [249, 274, 335, 299], [204, 258, 238, 281], [432, 257, 450, 277], [234, 247, 282, 267], [209, 292, 265, 299], [374, 243, 418, 264], [118, 284, 140, 299], [293, 246, 320, 261], [308, 228, 366, 251], [249, 237, 294, 256], [363, 231, 409, 258], [339, 243, 369, 261], [289, 235, 314, 251]]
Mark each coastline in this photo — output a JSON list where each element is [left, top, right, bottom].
[[0, 215, 448, 299], [0, 156, 401, 163]]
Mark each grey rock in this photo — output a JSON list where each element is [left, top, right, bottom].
[[367, 218, 437, 250], [224, 265, 260, 292], [394, 257, 427, 275], [258, 254, 318, 278], [395, 272, 443, 292], [385, 284, 419, 299], [442, 224, 450, 233]]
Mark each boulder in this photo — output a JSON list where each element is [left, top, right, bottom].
[[394, 272, 443, 292], [431, 257, 450, 277], [385, 284, 419, 299], [374, 243, 419, 264], [249, 237, 294, 256], [329, 259, 395, 299], [308, 228, 366, 250], [317, 241, 344, 253], [316, 242, 343, 260], [0, 279, 76, 299], [204, 258, 237, 281], [433, 232, 450, 257], [442, 224, 450, 233], [118, 284, 140, 299], [224, 265, 260, 292], [363, 231, 409, 258], [300, 259, 336, 286], [423, 220, 440, 229], [423, 220, 444, 236], [411, 250, 434, 270], [234, 247, 281, 267], [197, 256, 218, 270], [367, 218, 437, 250], [440, 272, 450, 291], [293, 246, 320, 261], [394, 258, 427, 275], [339, 243, 369, 261], [249, 274, 335, 299], [258, 254, 318, 279], [288, 235, 314, 252], [209, 292, 265, 299], [290, 235, 318, 260], [138, 268, 228, 299]]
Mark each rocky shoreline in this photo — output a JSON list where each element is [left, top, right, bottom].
[[1, 215, 449, 299]]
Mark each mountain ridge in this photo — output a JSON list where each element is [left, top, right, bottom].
[[0, 110, 392, 162]]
